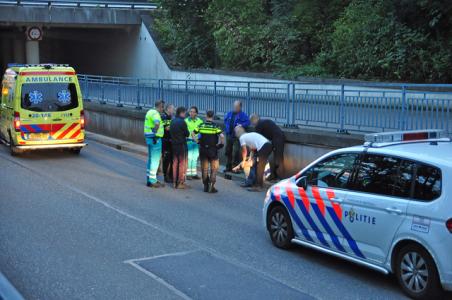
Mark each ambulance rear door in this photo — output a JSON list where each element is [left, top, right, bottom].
[[19, 77, 81, 143]]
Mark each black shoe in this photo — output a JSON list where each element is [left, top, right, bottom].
[[209, 183, 218, 193], [155, 181, 165, 188], [203, 179, 210, 193], [147, 182, 158, 188], [240, 182, 253, 188], [192, 175, 201, 180]]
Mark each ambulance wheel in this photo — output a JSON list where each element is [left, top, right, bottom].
[[71, 148, 81, 155], [8, 132, 18, 157], [395, 243, 443, 300], [268, 205, 293, 249]]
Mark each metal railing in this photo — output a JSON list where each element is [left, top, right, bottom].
[[78, 74, 452, 134], [0, 0, 157, 9]]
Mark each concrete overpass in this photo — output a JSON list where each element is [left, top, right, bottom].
[[0, 0, 156, 74]]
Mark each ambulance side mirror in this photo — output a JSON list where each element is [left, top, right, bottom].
[[297, 176, 308, 190]]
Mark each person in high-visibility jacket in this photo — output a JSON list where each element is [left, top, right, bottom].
[[144, 100, 165, 188], [185, 106, 203, 179]]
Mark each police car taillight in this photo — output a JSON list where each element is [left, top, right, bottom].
[[13, 112, 21, 132], [80, 110, 85, 129], [447, 219, 452, 233], [365, 130, 447, 144]]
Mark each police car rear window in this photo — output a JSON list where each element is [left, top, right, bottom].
[[21, 83, 78, 112], [352, 154, 441, 201], [414, 164, 441, 201]]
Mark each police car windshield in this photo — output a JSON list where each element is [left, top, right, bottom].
[[21, 83, 78, 112]]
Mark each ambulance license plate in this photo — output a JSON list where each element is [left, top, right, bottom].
[[29, 133, 49, 140]]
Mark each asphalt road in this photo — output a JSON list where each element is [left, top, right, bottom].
[[0, 139, 412, 300]]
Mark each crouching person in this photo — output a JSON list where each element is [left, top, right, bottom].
[[233, 126, 272, 192], [194, 111, 224, 193]]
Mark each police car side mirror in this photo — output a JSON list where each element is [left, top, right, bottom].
[[297, 176, 308, 190]]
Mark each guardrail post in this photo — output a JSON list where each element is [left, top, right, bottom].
[[158, 79, 162, 100], [136, 78, 142, 110], [291, 83, 296, 126], [337, 84, 346, 133], [185, 80, 189, 108], [247, 82, 251, 115], [117, 79, 123, 107], [100, 76, 106, 104], [285, 84, 291, 126], [213, 81, 217, 113], [399, 85, 407, 130], [83, 75, 91, 102]]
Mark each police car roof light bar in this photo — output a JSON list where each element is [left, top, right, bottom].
[[364, 129, 449, 145]]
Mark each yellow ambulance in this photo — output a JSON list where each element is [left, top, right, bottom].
[[0, 64, 86, 155]]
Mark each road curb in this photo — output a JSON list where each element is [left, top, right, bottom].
[[0, 272, 24, 300], [85, 132, 276, 187], [86, 131, 148, 157], [86, 132, 249, 182]]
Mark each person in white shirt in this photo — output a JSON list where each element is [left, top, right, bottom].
[[232, 126, 273, 191]]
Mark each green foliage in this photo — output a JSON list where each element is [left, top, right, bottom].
[[152, 0, 452, 82], [323, 0, 452, 82]]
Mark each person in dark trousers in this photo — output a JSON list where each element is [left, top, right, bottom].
[[194, 111, 225, 193], [250, 114, 286, 180], [224, 100, 250, 172], [170, 107, 190, 189], [233, 126, 272, 192], [161, 104, 174, 183]]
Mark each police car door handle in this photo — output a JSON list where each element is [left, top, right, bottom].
[[53, 118, 62, 121], [385, 207, 402, 215], [331, 197, 343, 204]]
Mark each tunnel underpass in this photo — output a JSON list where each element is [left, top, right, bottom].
[[0, 25, 141, 76]]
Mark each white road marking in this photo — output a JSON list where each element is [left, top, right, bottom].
[[125, 262, 192, 300], [124, 250, 199, 264], [0, 151, 316, 299], [124, 250, 202, 300]]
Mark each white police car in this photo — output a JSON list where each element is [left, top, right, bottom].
[[263, 130, 452, 299]]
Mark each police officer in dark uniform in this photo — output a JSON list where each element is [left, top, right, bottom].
[[161, 104, 174, 183], [194, 111, 225, 193], [250, 114, 285, 180]]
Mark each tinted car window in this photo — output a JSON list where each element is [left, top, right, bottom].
[[414, 164, 441, 201], [21, 83, 78, 112], [303, 153, 357, 189], [394, 160, 416, 198], [353, 154, 403, 197]]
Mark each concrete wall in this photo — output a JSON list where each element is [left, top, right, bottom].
[[84, 102, 363, 177], [0, 6, 142, 26], [129, 22, 172, 79]]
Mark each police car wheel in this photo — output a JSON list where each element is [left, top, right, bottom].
[[268, 206, 293, 249], [396, 244, 442, 299]]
